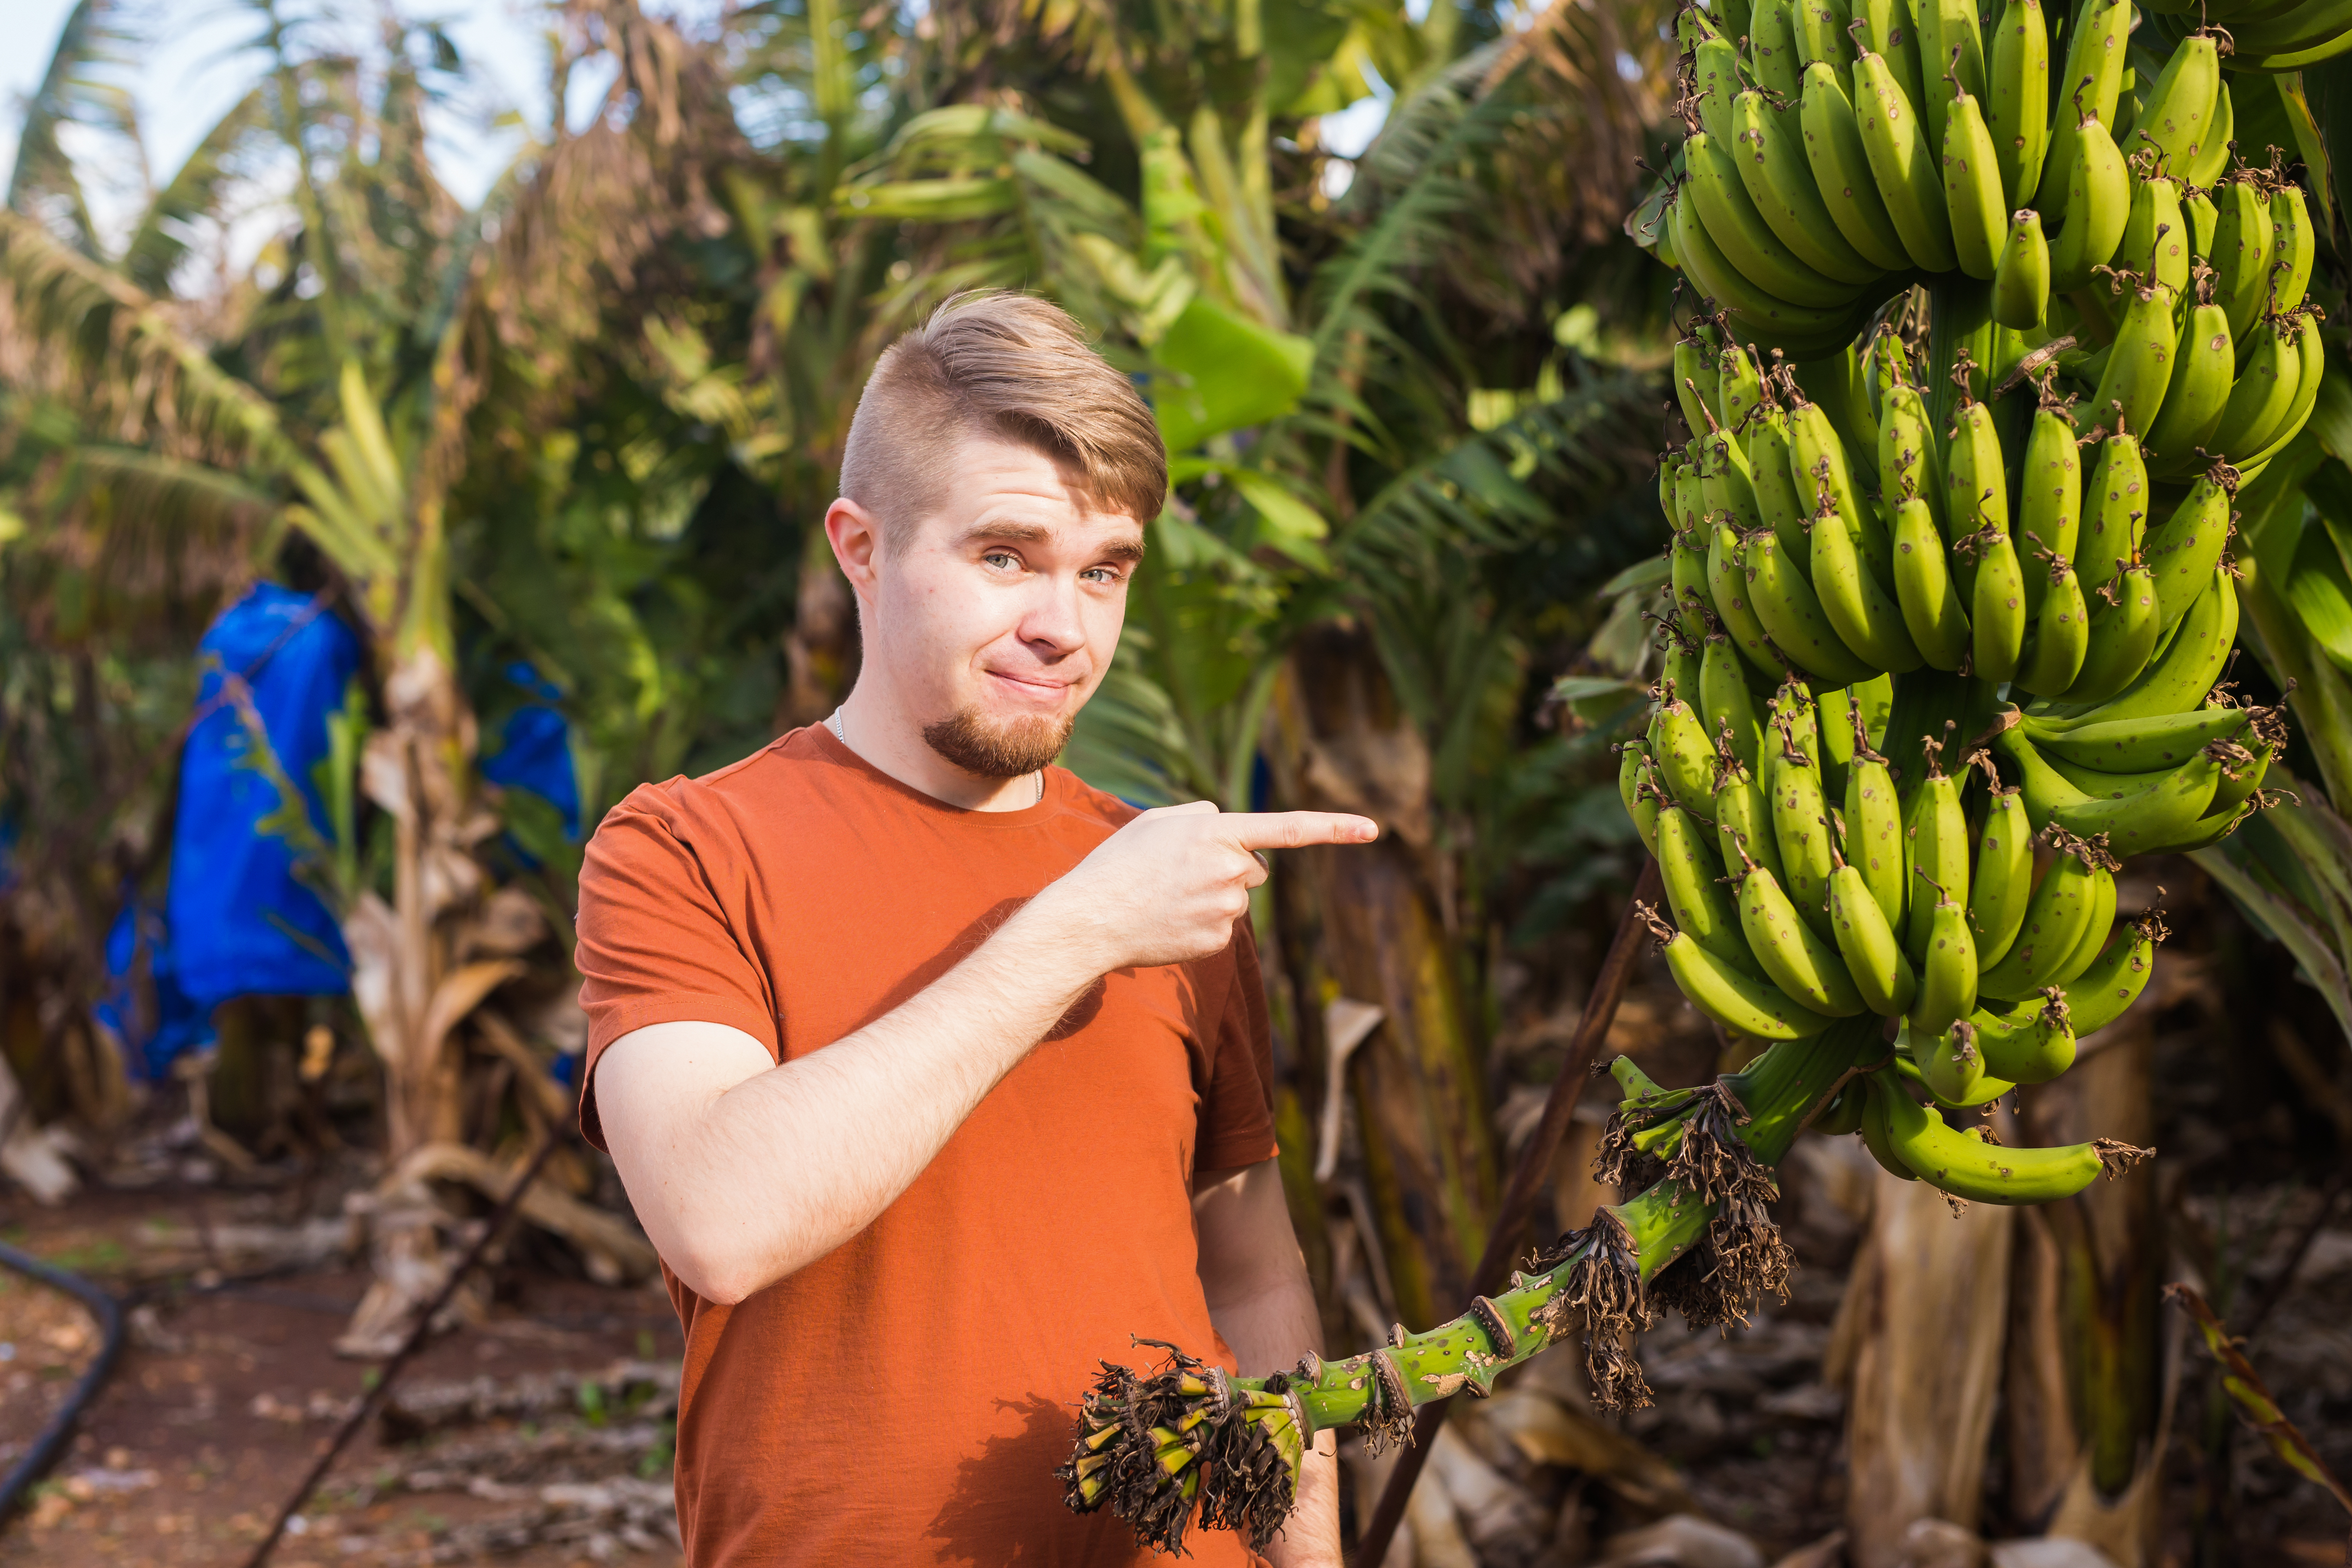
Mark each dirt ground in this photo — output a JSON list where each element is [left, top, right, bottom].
[[0, 1186, 684, 1568]]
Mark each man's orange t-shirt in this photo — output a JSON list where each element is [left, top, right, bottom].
[[575, 725, 1275, 1566]]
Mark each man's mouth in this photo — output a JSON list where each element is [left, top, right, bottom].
[[985, 670, 1076, 700]]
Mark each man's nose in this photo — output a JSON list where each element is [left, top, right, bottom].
[[1017, 576, 1089, 654]]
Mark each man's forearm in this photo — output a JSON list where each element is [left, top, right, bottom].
[[607, 899, 1103, 1302], [1206, 1279, 1342, 1566]]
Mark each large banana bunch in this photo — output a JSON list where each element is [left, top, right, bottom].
[[1629, 0, 2313, 1212]]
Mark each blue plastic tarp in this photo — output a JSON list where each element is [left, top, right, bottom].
[[480, 662, 581, 842], [166, 583, 362, 1010], [94, 898, 218, 1081]]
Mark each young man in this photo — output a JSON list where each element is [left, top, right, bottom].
[[578, 293, 1369, 1565]]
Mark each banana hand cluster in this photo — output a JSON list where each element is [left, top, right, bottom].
[[1663, 1, 2323, 469]]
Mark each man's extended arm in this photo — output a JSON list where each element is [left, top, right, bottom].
[[593, 803, 1376, 1305], [1193, 1162, 1341, 1568]]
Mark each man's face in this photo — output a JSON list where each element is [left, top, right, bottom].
[[847, 436, 1145, 778]]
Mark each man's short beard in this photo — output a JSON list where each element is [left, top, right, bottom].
[[922, 705, 1074, 778]]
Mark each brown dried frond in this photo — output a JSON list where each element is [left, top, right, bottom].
[[1664, 1081, 1779, 1207]]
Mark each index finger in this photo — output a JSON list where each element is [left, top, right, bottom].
[[1219, 811, 1380, 851]]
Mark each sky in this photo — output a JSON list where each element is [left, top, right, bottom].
[[0, 0, 631, 230], [1, 0, 1396, 238]]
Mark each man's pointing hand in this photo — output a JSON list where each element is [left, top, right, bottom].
[[1038, 801, 1380, 972]]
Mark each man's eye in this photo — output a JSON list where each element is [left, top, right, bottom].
[[983, 552, 1020, 571], [1082, 566, 1125, 584]]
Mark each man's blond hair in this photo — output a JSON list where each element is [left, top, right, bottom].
[[839, 292, 1166, 549]]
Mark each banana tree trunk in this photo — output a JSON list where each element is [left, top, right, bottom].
[[1834, 1163, 2014, 1568], [2002, 1004, 2168, 1564], [338, 644, 512, 1355], [1263, 625, 1498, 1331]]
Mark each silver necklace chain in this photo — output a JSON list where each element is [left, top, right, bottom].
[[828, 707, 1043, 806]]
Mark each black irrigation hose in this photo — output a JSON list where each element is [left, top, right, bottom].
[[0, 1238, 127, 1520]]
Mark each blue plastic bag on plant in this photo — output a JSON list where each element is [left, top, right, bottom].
[[166, 583, 361, 1009]]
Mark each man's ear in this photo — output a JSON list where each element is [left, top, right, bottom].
[[825, 497, 884, 597]]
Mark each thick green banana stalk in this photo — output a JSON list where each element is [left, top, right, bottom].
[[1061, 1025, 1877, 1551]]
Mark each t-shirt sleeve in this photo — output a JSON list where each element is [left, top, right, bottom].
[[1194, 919, 1281, 1172], [573, 786, 779, 1149]]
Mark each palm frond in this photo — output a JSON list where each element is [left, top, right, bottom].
[[118, 87, 272, 297], [0, 209, 292, 468], [1335, 363, 1658, 598], [6, 0, 143, 256]]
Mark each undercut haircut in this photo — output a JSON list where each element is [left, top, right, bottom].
[[839, 292, 1167, 553]]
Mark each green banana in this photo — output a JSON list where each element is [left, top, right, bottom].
[[1910, 1017, 1990, 1106], [2211, 176, 2276, 341], [1829, 843, 1919, 1015], [2058, 913, 2159, 1034], [2187, 80, 2231, 188], [1943, 86, 2009, 279], [1657, 797, 1760, 975], [1872, 1071, 2136, 1204], [1737, 854, 1869, 1016], [1908, 877, 1980, 1038], [1752, 0, 1809, 100], [2014, 549, 2090, 697], [1663, 623, 1706, 709], [2270, 182, 2315, 315], [1902, 743, 1972, 961], [2044, 111, 2129, 291], [2206, 313, 2303, 469], [1672, 193, 1861, 354], [1649, 903, 1837, 1039], [2035, 563, 2237, 727], [1858, 1072, 1922, 1180], [1673, 521, 1715, 640], [1715, 755, 1789, 890], [1792, 0, 1856, 93], [1675, 335, 1722, 437], [2024, 701, 2251, 770], [1651, 693, 1720, 815], [2143, 298, 2235, 479], [2077, 431, 2147, 597], [1854, 0, 1929, 119], [1999, 726, 2226, 852], [2035, 0, 2132, 225], [1967, 526, 2029, 683], [1855, 50, 1961, 271], [1787, 400, 1881, 573], [2142, 470, 2235, 630], [2130, 34, 2219, 182], [1985, 0, 2049, 206], [1970, 991, 2076, 1083], [1747, 407, 1814, 560], [2017, 403, 2083, 601], [1731, 91, 1889, 288], [1915, 0, 1987, 152], [1968, 757, 2036, 969], [1810, 488, 1925, 672], [1686, 130, 1867, 309], [1879, 382, 1947, 528], [1719, 342, 1768, 435], [1975, 826, 2104, 998], [1844, 715, 1910, 929], [1767, 708, 1841, 940], [2203, 733, 2275, 824], [1945, 400, 2009, 553], [2237, 308, 2325, 469], [1699, 630, 1768, 771], [1693, 34, 1746, 147], [2185, 187, 2217, 259], [1700, 428, 1766, 536], [1993, 208, 2050, 328], [1709, 519, 1785, 675], [1742, 528, 1878, 683], [2047, 862, 2117, 984], [2085, 278, 2181, 442], [1800, 61, 1918, 273], [2115, 168, 2190, 296], [2060, 558, 2158, 706], [1813, 1080, 1872, 1135]]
